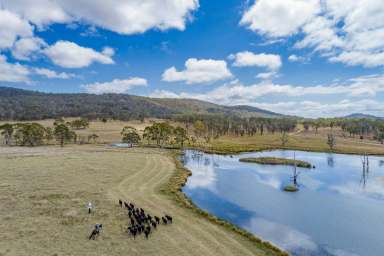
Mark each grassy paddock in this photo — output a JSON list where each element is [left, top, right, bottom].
[[1, 118, 382, 155], [239, 157, 312, 168], [207, 133, 384, 156], [0, 145, 286, 256]]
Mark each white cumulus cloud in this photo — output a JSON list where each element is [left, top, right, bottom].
[[0, 0, 70, 29], [1, 0, 199, 34], [230, 51, 282, 71], [11, 37, 47, 60], [288, 55, 306, 63], [241, 0, 384, 67], [0, 9, 33, 49], [0, 55, 30, 82], [162, 58, 233, 84], [240, 0, 319, 37], [256, 72, 278, 80], [43, 41, 114, 68], [150, 74, 384, 117], [34, 68, 74, 79], [150, 90, 181, 99], [252, 99, 384, 118], [83, 78, 147, 94]]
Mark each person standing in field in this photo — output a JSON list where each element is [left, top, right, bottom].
[[87, 202, 93, 214]]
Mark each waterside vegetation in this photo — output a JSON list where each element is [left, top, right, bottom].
[[239, 157, 312, 168]]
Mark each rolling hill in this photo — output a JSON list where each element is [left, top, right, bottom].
[[0, 87, 282, 120], [343, 113, 384, 120]]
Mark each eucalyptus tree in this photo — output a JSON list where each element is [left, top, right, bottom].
[[45, 127, 54, 143], [327, 134, 336, 150], [193, 120, 207, 140], [68, 118, 89, 130], [13, 123, 46, 146], [53, 117, 65, 126], [54, 124, 76, 147], [143, 122, 174, 146], [88, 134, 99, 143], [143, 126, 154, 144], [121, 127, 140, 146], [376, 131, 384, 144], [174, 126, 188, 147], [158, 122, 174, 145], [280, 131, 289, 146], [303, 122, 310, 132], [0, 123, 14, 145]]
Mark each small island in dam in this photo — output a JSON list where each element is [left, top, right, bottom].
[[239, 157, 312, 168], [283, 184, 299, 192]]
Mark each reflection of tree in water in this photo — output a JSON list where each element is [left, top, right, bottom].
[[190, 151, 214, 168], [360, 154, 369, 189], [204, 157, 211, 166], [182, 155, 190, 165], [379, 160, 384, 167], [327, 155, 334, 167], [191, 151, 204, 162], [292, 152, 300, 187]]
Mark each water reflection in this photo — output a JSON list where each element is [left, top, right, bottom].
[[182, 150, 384, 256], [327, 155, 334, 167], [182, 153, 217, 190], [248, 218, 318, 253]]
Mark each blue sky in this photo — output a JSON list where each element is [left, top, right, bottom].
[[0, 0, 383, 117]]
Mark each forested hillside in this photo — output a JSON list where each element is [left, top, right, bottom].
[[0, 87, 281, 120]]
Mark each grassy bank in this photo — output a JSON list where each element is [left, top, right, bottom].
[[202, 133, 384, 156], [162, 151, 288, 256], [239, 157, 312, 168]]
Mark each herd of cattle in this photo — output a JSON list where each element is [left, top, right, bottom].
[[89, 199, 173, 240], [120, 199, 173, 239]]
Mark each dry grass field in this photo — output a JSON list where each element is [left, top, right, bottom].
[[0, 145, 282, 256], [0, 118, 164, 144], [1, 118, 382, 155], [211, 129, 384, 155], [0, 119, 382, 255]]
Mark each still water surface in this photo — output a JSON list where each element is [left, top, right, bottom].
[[181, 150, 384, 256]]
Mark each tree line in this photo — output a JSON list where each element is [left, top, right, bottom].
[[302, 118, 384, 144], [0, 118, 84, 147], [172, 114, 297, 140], [122, 117, 297, 149], [121, 123, 189, 148], [2, 116, 383, 150]]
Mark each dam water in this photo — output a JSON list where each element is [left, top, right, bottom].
[[181, 149, 384, 256]]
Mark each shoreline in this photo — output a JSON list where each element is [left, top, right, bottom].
[[161, 150, 288, 256], [186, 144, 384, 156]]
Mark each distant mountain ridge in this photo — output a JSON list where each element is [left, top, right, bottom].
[[0, 87, 282, 120], [344, 113, 384, 119], [343, 113, 384, 120]]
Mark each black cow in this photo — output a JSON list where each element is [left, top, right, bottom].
[[165, 215, 173, 223]]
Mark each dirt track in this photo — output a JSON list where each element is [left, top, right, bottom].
[[0, 145, 280, 256]]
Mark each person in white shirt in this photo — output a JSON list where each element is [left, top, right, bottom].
[[87, 202, 93, 214]]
